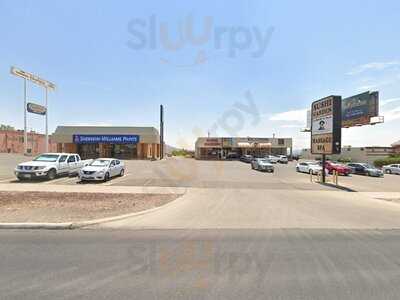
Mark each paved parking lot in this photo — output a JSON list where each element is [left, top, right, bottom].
[[0, 154, 399, 192]]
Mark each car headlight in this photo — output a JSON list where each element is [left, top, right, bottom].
[[97, 170, 105, 174], [17, 165, 23, 170], [34, 166, 46, 170]]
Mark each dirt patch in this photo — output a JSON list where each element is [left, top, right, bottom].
[[0, 191, 181, 223]]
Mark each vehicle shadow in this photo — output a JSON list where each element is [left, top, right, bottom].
[[11, 173, 77, 184]]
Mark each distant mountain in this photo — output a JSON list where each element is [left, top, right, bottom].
[[164, 144, 180, 154]]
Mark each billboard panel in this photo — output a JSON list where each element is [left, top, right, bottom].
[[311, 95, 342, 155], [342, 91, 379, 127]]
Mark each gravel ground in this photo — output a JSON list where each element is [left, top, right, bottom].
[[0, 191, 181, 223]]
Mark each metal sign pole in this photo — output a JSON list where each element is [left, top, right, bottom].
[[45, 87, 48, 153], [322, 154, 326, 183], [10, 67, 56, 155], [160, 105, 164, 159], [24, 79, 28, 155]]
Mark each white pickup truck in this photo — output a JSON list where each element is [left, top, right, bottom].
[[14, 153, 93, 180]]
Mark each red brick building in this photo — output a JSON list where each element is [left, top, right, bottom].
[[0, 130, 57, 155], [392, 140, 400, 154]]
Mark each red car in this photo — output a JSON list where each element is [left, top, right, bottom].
[[323, 161, 352, 176]]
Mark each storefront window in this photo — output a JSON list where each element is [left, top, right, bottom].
[[78, 144, 100, 160]]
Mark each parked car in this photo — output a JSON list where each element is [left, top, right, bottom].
[[14, 153, 93, 180], [296, 161, 327, 175], [226, 152, 239, 160], [265, 155, 279, 164], [240, 155, 254, 163], [79, 158, 125, 182], [346, 163, 384, 177], [277, 155, 288, 164], [323, 161, 351, 176], [251, 158, 274, 173], [382, 164, 400, 175]]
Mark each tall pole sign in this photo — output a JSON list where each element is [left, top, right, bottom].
[[10, 67, 56, 154], [311, 95, 342, 183]]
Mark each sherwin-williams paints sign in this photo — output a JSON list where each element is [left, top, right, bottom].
[[311, 96, 342, 155], [73, 134, 140, 144]]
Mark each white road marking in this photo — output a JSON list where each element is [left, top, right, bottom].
[[103, 173, 132, 186], [41, 176, 77, 185]]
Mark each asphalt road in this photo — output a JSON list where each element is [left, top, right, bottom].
[[2, 229, 400, 300]]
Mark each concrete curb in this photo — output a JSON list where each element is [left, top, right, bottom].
[[0, 189, 187, 230], [0, 222, 74, 230]]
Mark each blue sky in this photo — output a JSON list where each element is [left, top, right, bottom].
[[1, 0, 400, 149]]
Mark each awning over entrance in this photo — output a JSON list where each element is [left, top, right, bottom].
[[237, 142, 272, 148]]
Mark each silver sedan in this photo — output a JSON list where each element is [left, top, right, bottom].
[[79, 158, 125, 182]]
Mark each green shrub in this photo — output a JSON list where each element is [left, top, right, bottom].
[[172, 149, 194, 157], [374, 157, 400, 167]]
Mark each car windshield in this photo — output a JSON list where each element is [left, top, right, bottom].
[[362, 164, 375, 169], [33, 154, 60, 162], [309, 163, 320, 167], [90, 160, 110, 167]]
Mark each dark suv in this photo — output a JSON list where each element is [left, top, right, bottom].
[[240, 155, 253, 163]]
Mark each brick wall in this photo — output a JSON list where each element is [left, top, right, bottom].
[[0, 130, 57, 155]]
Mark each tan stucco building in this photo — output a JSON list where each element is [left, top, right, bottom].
[[301, 146, 394, 164], [52, 126, 160, 160], [195, 137, 293, 160]]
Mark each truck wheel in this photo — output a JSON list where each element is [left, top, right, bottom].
[[47, 169, 56, 180], [385, 169, 392, 174]]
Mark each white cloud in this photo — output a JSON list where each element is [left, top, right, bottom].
[[280, 124, 303, 128], [382, 105, 400, 122], [357, 84, 379, 91], [347, 61, 400, 75], [269, 108, 308, 122], [381, 97, 400, 106]]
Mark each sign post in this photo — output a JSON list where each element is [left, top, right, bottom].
[[10, 66, 56, 155], [24, 79, 27, 154], [45, 88, 49, 152], [311, 95, 342, 183]]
